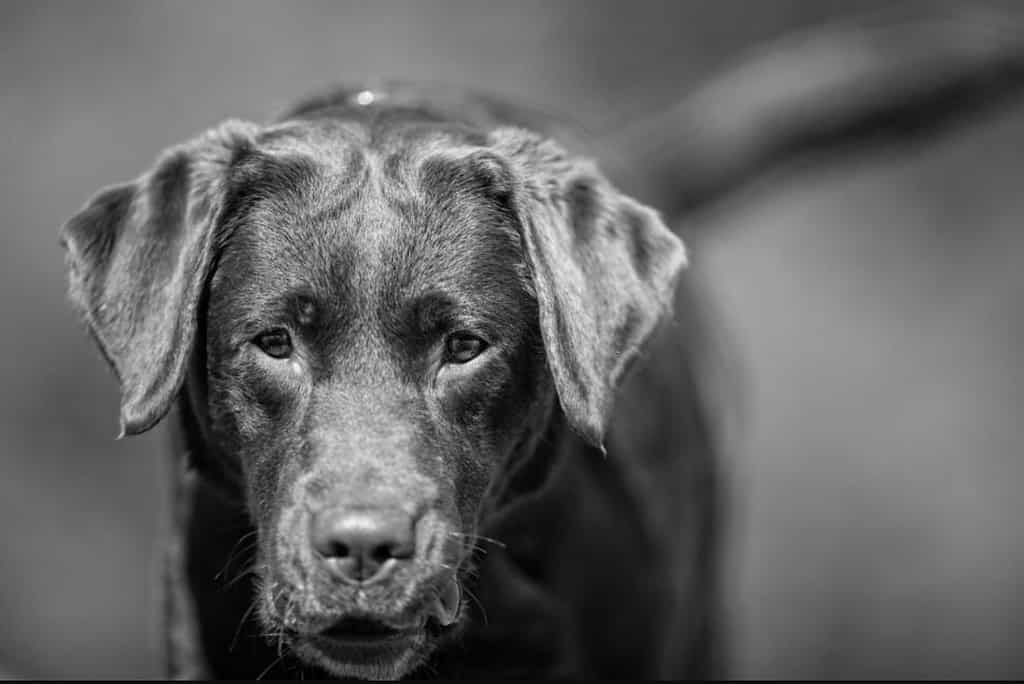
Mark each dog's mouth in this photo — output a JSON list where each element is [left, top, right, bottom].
[[320, 616, 419, 644], [296, 576, 463, 675]]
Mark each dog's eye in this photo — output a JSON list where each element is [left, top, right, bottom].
[[253, 329, 293, 359], [445, 333, 487, 364]]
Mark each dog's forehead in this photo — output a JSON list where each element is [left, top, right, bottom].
[[248, 116, 490, 178], [213, 119, 527, 323]]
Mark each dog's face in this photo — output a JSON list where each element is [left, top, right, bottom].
[[60, 109, 685, 678], [205, 123, 549, 676]]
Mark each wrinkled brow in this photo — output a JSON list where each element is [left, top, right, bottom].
[[384, 290, 504, 341]]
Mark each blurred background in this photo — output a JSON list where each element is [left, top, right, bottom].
[[2, 0, 1022, 678]]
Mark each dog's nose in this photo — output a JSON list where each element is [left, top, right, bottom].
[[309, 506, 417, 583]]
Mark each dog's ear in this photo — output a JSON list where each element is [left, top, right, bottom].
[[489, 127, 688, 450], [60, 120, 258, 437]]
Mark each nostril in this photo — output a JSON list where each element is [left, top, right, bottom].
[[370, 541, 412, 564], [370, 544, 391, 565], [328, 541, 351, 559]]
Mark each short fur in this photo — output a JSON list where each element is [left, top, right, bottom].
[[60, 84, 722, 679]]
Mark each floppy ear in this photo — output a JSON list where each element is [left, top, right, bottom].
[[489, 127, 688, 449], [60, 120, 258, 437]]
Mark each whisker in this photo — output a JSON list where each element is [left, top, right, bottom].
[[462, 583, 488, 626], [224, 560, 262, 590], [256, 654, 285, 680], [215, 530, 260, 583], [230, 600, 259, 653], [448, 531, 507, 549], [257, 629, 285, 640], [277, 596, 297, 656]]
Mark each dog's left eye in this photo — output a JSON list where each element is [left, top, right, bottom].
[[253, 328, 293, 359], [445, 333, 487, 364]]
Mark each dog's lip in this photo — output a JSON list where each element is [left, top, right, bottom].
[[317, 615, 426, 644], [297, 575, 463, 665], [431, 574, 462, 626]]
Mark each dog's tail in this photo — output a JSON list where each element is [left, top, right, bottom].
[[604, 3, 1024, 225]]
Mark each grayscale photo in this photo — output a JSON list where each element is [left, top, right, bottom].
[[2, 1, 1023, 679]]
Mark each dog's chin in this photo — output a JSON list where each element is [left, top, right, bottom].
[[291, 613, 463, 679], [286, 578, 463, 679]]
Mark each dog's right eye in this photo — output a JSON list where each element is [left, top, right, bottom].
[[445, 333, 487, 364], [253, 329, 293, 359]]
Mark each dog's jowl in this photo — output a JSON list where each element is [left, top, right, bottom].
[[60, 85, 722, 679]]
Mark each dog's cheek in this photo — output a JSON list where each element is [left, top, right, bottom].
[[210, 362, 288, 433], [208, 366, 263, 450], [211, 359, 315, 536], [209, 355, 311, 469], [438, 361, 498, 436], [435, 354, 543, 529], [438, 353, 534, 453]]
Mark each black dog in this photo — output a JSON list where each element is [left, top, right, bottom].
[[60, 9, 1024, 679], [61, 81, 720, 679]]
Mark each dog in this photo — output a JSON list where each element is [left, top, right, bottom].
[[60, 80, 722, 679], [59, 8, 1024, 679]]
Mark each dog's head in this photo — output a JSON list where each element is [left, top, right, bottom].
[[60, 112, 685, 678]]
